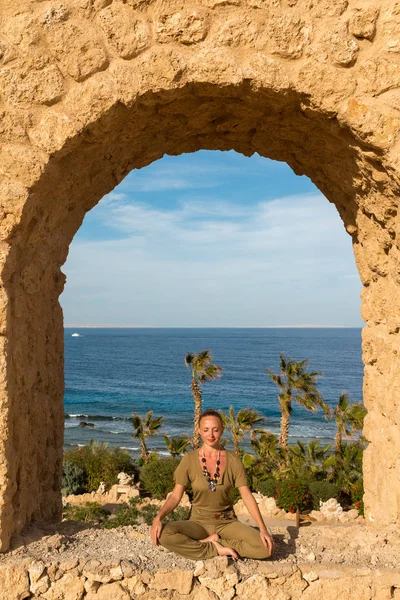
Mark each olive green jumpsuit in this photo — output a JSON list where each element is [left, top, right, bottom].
[[159, 450, 271, 560]]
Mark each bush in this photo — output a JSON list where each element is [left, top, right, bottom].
[[63, 502, 109, 524], [351, 478, 364, 516], [275, 480, 311, 513], [139, 457, 180, 499], [62, 461, 87, 496], [257, 478, 277, 498], [63, 442, 136, 492], [103, 498, 141, 529], [309, 481, 339, 510]]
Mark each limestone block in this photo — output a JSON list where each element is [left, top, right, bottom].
[[149, 569, 194, 595], [84, 580, 101, 594], [122, 575, 146, 596], [46, 21, 109, 81], [301, 575, 374, 600], [235, 574, 270, 600], [214, 16, 259, 47], [31, 574, 51, 595], [0, 564, 30, 600], [198, 568, 239, 600], [82, 560, 123, 583], [42, 572, 85, 600], [43, 5, 69, 26], [202, 556, 229, 579], [156, 9, 209, 45], [1, 64, 65, 106], [339, 99, 400, 150], [324, 28, 359, 66], [28, 559, 46, 583], [59, 559, 79, 572], [270, 570, 308, 597], [186, 582, 220, 600], [0, 143, 44, 188], [379, 5, 400, 53], [98, 4, 151, 59], [265, 14, 310, 59], [349, 7, 379, 40], [86, 581, 130, 600], [193, 561, 205, 577], [358, 58, 400, 96]]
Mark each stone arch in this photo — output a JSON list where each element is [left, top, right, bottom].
[[0, 0, 400, 550]]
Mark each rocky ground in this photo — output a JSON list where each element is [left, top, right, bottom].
[[2, 517, 400, 572]]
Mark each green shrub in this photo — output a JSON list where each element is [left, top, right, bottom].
[[103, 498, 141, 529], [275, 480, 311, 513], [137, 504, 159, 525], [63, 442, 136, 492], [63, 502, 109, 524], [351, 478, 364, 516], [139, 457, 180, 499], [257, 478, 277, 498], [309, 481, 339, 510], [62, 461, 87, 496]]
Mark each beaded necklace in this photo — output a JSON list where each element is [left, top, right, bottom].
[[201, 448, 221, 492]]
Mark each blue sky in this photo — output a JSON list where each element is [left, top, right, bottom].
[[60, 150, 363, 327]]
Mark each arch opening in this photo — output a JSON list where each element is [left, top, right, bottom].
[[0, 77, 399, 550]]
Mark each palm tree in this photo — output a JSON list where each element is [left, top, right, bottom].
[[266, 353, 330, 450], [334, 391, 367, 454], [328, 441, 363, 494], [286, 440, 332, 480], [221, 406, 266, 455], [243, 430, 282, 488], [184, 350, 223, 449], [131, 410, 164, 461], [163, 435, 191, 457]]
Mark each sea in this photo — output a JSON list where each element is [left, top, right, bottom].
[[64, 327, 363, 458]]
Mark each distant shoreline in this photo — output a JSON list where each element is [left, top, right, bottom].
[[65, 325, 362, 329]]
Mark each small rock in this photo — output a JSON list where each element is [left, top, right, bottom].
[[306, 552, 316, 562], [303, 571, 319, 582], [194, 561, 205, 577]]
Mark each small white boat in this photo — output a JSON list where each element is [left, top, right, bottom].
[[71, 333, 81, 337]]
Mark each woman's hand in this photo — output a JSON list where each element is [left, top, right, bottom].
[[259, 529, 274, 556], [150, 516, 162, 546]]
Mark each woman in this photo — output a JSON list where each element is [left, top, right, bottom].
[[150, 408, 274, 560]]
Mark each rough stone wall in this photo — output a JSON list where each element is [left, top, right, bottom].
[[1, 556, 400, 600], [0, 0, 400, 550]]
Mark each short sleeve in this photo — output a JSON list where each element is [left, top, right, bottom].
[[232, 455, 248, 488], [174, 452, 190, 486]]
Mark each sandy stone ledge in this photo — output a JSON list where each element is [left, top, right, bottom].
[[1, 520, 400, 599]]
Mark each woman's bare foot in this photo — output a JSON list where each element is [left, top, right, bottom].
[[199, 533, 219, 543], [211, 540, 239, 561]]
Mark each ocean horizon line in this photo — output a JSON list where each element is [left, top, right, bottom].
[[64, 324, 363, 329]]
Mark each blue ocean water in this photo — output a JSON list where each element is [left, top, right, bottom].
[[64, 327, 363, 456]]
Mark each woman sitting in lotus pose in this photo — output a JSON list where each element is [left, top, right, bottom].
[[150, 408, 274, 561]]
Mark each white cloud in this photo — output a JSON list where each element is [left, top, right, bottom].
[[61, 191, 362, 326]]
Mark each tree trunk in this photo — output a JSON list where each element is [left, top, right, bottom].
[[141, 437, 149, 461], [233, 434, 240, 455], [279, 412, 290, 449], [335, 431, 342, 454], [192, 379, 203, 449]]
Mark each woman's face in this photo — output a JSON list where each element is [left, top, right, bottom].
[[199, 416, 224, 449]]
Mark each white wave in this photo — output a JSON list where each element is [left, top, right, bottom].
[[121, 446, 139, 451]]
